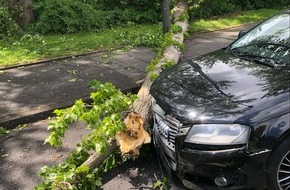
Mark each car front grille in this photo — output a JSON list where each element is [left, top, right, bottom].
[[155, 113, 181, 147]]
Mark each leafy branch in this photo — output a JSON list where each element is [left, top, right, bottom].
[[35, 80, 136, 189], [45, 80, 136, 147]]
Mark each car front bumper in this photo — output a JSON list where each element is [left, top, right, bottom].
[[153, 121, 271, 190]]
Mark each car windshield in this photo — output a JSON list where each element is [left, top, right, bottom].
[[230, 12, 290, 66]]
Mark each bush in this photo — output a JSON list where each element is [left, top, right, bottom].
[[188, 0, 289, 19], [0, 6, 20, 39], [190, 0, 240, 19], [246, 0, 289, 9], [87, 0, 160, 12], [32, 0, 161, 34], [32, 0, 101, 34]]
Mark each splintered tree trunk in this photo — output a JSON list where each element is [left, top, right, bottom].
[[82, 1, 189, 171], [131, 74, 154, 130]]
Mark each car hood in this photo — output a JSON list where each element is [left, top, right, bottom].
[[150, 49, 290, 125]]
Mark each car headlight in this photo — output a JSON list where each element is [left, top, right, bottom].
[[185, 124, 250, 145]]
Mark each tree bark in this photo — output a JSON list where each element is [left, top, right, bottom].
[[79, 0, 189, 173], [7, 0, 34, 25], [81, 141, 118, 171], [161, 0, 171, 33], [21, 0, 34, 24]]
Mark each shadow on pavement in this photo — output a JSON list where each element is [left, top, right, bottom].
[[0, 120, 90, 190], [98, 144, 186, 190]]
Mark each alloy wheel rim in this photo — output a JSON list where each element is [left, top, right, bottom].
[[278, 150, 290, 190]]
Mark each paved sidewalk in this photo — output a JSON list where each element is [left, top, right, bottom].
[[181, 22, 257, 61], [0, 48, 156, 129]]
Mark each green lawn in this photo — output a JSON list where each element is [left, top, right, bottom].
[[0, 8, 283, 68], [0, 25, 162, 68], [189, 8, 282, 32]]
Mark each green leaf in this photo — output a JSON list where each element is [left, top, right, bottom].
[[0, 127, 10, 135], [44, 132, 62, 147], [94, 177, 102, 187], [68, 78, 77, 82], [16, 124, 28, 130], [75, 165, 89, 174], [53, 109, 63, 116], [94, 143, 102, 153], [153, 181, 162, 189]]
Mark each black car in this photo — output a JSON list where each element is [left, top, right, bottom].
[[150, 11, 290, 190]]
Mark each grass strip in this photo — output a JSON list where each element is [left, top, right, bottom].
[[189, 8, 282, 32], [0, 24, 162, 67]]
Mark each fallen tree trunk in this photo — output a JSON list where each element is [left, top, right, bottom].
[[132, 1, 188, 130], [82, 0, 189, 172], [82, 141, 118, 170]]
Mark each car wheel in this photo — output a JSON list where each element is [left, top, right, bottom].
[[267, 137, 290, 190]]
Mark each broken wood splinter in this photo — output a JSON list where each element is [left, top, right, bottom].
[[115, 112, 151, 156]]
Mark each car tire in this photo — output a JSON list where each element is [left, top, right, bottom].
[[267, 137, 290, 190]]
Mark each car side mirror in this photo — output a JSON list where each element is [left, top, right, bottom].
[[238, 29, 247, 38]]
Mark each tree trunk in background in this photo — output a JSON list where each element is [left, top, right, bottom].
[[161, 0, 170, 33], [7, 0, 34, 25], [20, 0, 34, 24]]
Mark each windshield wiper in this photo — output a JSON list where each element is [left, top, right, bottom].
[[226, 46, 237, 56], [226, 47, 277, 68], [236, 54, 277, 68]]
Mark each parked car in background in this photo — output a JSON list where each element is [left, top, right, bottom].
[[150, 10, 290, 190]]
